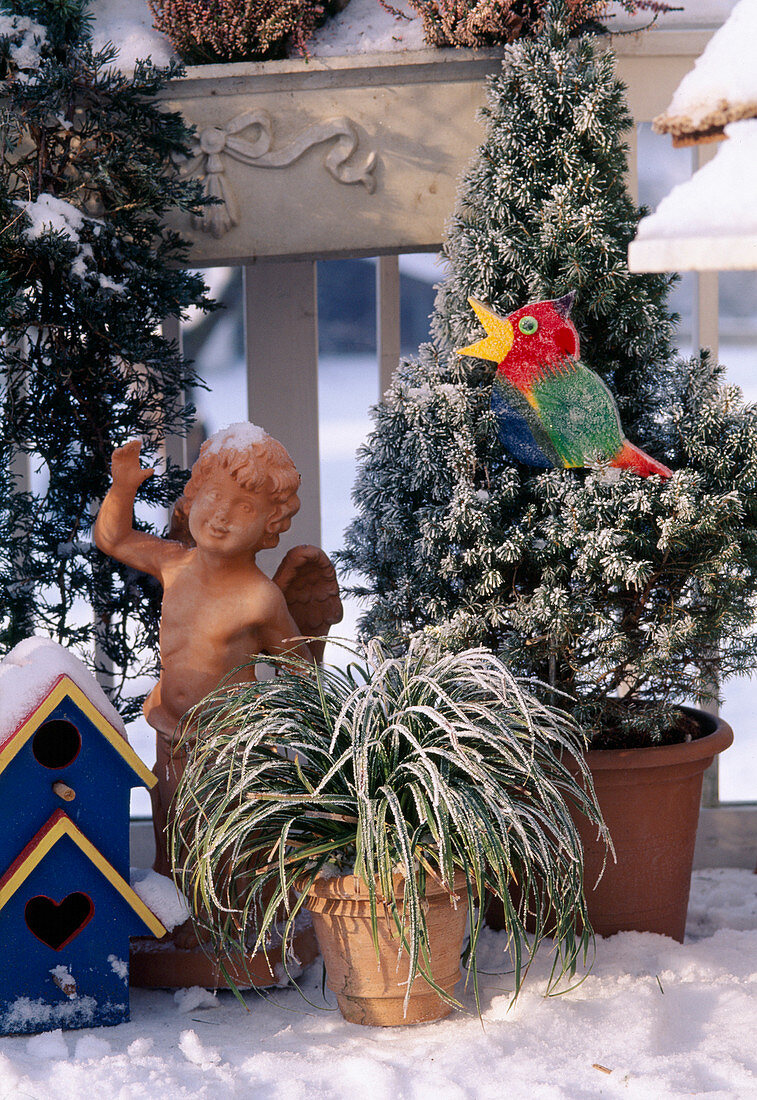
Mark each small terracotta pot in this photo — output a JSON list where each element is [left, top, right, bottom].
[[574, 708, 733, 942], [305, 872, 468, 1026]]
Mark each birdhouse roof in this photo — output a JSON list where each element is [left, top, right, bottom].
[[0, 637, 126, 739], [0, 809, 166, 938], [0, 656, 155, 789]]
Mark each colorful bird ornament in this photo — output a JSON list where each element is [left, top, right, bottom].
[[456, 293, 672, 479]]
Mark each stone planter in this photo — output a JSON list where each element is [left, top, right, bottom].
[[159, 48, 502, 265]]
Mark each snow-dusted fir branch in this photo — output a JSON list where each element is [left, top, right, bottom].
[[340, 3, 757, 748]]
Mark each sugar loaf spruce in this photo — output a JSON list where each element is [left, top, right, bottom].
[[341, 3, 757, 748], [0, 0, 214, 714]]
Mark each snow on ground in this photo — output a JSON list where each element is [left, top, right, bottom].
[[308, 0, 425, 57], [0, 868, 754, 1097]]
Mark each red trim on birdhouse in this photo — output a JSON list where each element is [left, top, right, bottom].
[[0, 809, 68, 897]]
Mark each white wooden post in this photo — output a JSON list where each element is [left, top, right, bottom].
[[243, 260, 321, 575], [690, 142, 720, 806], [161, 315, 187, 473], [626, 122, 639, 207], [377, 255, 401, 398]]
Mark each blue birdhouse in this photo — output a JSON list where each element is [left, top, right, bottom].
[[0, 639, 166, 1034]]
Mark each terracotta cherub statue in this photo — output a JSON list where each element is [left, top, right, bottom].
[[94, 423, 342, 878]]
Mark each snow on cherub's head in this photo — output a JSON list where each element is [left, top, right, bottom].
[[172, 424, 301, 551]]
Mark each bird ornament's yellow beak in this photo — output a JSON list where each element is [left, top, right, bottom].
[[456, 298, 514, 363]]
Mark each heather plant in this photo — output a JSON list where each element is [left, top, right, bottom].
[[398, 0, 674, 48], [148, 0, 330, 63]]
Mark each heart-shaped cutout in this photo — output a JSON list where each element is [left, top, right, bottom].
[[24, 892, 94, 950]]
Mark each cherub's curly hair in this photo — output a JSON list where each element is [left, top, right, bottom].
[[170, 430, 301, 550]]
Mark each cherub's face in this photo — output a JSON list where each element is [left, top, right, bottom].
[[188, 467, 273, 557]]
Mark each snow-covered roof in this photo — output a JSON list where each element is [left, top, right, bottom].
[[628, 118, 757, 272], [0, 638, 126, 747], [653, 0, 757, 144]]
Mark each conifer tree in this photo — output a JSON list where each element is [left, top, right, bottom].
[[0, 0, 214, 715], [341, 4, 757, 746]]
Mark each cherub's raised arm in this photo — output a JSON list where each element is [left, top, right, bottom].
[[94, 440, 173, 580]]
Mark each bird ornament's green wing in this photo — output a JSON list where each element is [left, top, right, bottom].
[[530, 358, 624, 469]]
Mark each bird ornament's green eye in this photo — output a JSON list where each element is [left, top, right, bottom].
[[519, 316, 538, 335]]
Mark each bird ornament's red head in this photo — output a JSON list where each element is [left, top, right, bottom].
[[457, 293, 579, 390], [455, 291, 672, 480]]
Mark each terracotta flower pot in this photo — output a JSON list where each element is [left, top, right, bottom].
[[304, 872, 468, 1026], [574, 708, 733, 942]]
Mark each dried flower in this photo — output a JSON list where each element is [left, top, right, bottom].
[[149, 0, 328, 64], [390, 0, 676, 49]]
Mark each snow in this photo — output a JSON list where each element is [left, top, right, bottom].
[[635, 119, 757, 240], [0, 13, 47, 74], [108, 956, 129, 984], [0, 868, 752, 1096], [1, 996, 99, 1035], [18, 193, 87, 244], [174, 987, 219, 1014], [607, 0, 739, 32], [130, 868, 191, 931], [307, 0, 425, 57], [653, 0, 757, 132], [203, 421, 268, 455], [17, 194, 126, 293], [90, 0, 173, 70], [0, 636, 127, 746], [87, 0, 425, 72], [49, 967, 76, 999]]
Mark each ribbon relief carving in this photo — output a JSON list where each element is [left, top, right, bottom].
[[181, 109, 378, 238]]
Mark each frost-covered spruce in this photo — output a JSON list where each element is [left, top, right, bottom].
[[0, 0, 214, 716], [341, 6, 757, 747]]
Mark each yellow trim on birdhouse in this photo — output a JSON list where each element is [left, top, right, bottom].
[[0, 814, 166, 938], [0, 675, 156, 788]]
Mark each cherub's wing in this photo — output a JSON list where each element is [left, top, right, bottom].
[[273, 545, 343, 665]]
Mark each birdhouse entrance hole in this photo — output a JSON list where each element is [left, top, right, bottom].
[[32, 719, 81, 769], [24, 892, 94, 950]]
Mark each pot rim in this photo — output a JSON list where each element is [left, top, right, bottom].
[[305, 868, 468, 902], [583, 706, 733, 771]]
